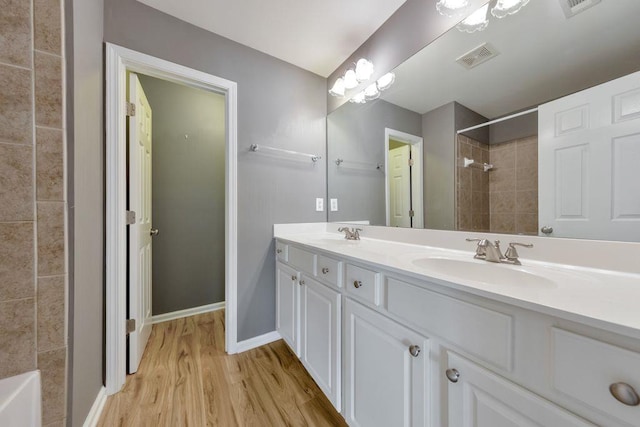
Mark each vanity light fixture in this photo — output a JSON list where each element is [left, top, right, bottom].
[[329, 58, 375, 97], [457, 3, 490, 33], [376, 72, 396, 91], [329, 77, 346, 97], [349, 91, 367, 104], [364, 83, 380, 101], [491, 0, 530, 18], [436, 0, 470, 17]]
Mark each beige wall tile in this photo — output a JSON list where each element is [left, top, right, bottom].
[[37, 275, 65, 352], [0, 222, 34, 301], [457, 166, 471, 191], [38, 347, 66, 424], [0, 65, 32, 144], [0, 143, 34, 221], [489, 167, 515, 192], [43, 420, 65, 427], [490, 144, 516, 169], [516, 166, 538, 191], [34, 52, 62, 128], [36, 127, 64, 201], [37, 202, 65, 276], [458, 139, 471, 159], [0, 0, 32, 68], [472, 191, 488, 216], [516, 213, 538, 235], [34, 0, 61, 55], [490, 191, 515, 214], [516, 138, 538, 169], [0, 298, 35, 378], [490, 213, 516, 233], [516, 190, 538, 214]]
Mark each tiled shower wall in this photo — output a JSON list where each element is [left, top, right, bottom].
[[0, 0, 67, 425], [457, 134, 538, 235]]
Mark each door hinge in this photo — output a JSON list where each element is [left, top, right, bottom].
[[408, 159, 414, 167], [126, 318, 136, 335], [126, 102, 136, 117], [409, 210, 415, 217], [126, 210, 136, 225]]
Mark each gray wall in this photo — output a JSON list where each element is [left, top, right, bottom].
[[137, 75, 226, 315], [327, 100, 422, 224], [490, 111, 538, 144], [67, 0, 105, 425], [105, 0, 327, 341], [422, 102, 456, 230], [456, 103, 489, 144]]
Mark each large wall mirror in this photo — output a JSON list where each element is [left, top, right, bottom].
[[327, 0, 640, 242]]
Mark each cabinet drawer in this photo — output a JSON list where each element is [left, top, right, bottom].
[[345, 264, 380, 306], [275, 241, 288, 262], [385, 277, 513, 371], [552, 328, 640, 425], [317, 255, 342, 288], [288, 246, 316, 275]]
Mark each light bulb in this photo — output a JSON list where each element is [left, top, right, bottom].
[[457, 3, 489, 33], [355, 58, 374, 82], [364, 83, 380, 101], [328, 77, 345, 97], [491, 0, 530, 18], [344, 69, 359, 89], [436, 0, 470, 18], [376, 73, 395, 91], [349, 91, 366, 104]]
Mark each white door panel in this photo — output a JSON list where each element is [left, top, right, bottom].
[[128, 73, 153, 373], [389, 145, 411, 228]]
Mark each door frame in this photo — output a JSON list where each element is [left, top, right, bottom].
[[105, 43, 238, 394], [384, 128, 424, 228]]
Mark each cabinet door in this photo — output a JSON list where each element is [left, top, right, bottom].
[[300, 276, 341, 411], [344, 298, 429, 427], [446, 352, 594, 427], [276, 262, 300, 356]]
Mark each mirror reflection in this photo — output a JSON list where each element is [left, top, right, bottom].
[[327, 0, 640, 241]]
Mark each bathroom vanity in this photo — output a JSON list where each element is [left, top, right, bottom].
[[274, 223, 640, 427]]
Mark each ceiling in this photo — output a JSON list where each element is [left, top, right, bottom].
[[136, 0, 407, 77], [379, 0, 640, 118]]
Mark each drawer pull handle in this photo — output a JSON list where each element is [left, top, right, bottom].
[[610, 382, 640, 406], [322, 267, 330, 274], [291, 275, 297, 281], [446, 368, 460, 383], [409, 345, 421, 357], [353, 280, 363, 289], [276, 249, 282, 254], [299, 280, 305, 286]]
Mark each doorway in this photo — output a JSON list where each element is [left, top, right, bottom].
[[384, 128, 424, 228], [105, 43, 238, 394]]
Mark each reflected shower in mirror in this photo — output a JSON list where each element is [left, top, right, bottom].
[[327, 0, 640, 241]]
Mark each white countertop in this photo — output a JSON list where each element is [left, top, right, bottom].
[[275, 226, 640, 339]]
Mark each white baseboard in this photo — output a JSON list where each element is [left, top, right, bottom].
[[83, 386, 107, 427], [151, 301, 225, 324], [235, 330, 281, 353]]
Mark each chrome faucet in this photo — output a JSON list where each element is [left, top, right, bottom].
[[466, 238, 533, 265], [338, 227, 362, 240]]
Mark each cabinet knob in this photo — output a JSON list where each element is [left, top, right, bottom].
[[446, 368, 460, 383], [322, 267, 330, 274], [353, 280, 363, 289], [409, 345, 421, 357], [276, 249, 282, 254], [610, 382, 640, 406], [291, 275, 297, 281], [299, 280, 305, 286]]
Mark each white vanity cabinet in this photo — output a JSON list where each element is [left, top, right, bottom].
[[445, 352, 594, 427], [343, 298, 429, 427], [276, 262, 300, 356], [300, 275, 342, 410]]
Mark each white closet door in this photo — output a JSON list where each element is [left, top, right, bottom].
[[389, 144, 412, 227], [538, 70, 640, 241]]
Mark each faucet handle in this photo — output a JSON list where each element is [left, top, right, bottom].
[[509, 242, 534, 248], [466, 237, 488, 257], [504, 242, 533, 264]]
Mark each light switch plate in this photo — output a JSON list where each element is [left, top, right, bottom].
[[316, 198, 324, 211], [330, 198, 338, 211]]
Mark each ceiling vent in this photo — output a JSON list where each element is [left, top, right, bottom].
[[456, 43, 500, 70], [559, 0, 601, 18]]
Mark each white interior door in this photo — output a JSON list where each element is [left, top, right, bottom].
[[539, 70, 640, 241], [389, 144, 412, 227], [128, 73, 153, 373]]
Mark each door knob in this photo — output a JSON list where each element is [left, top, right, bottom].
[[610, 382, 640, 406], [540, 226, 553, 235], [150, 228, 159, 236], [409, 345, 421, 357]]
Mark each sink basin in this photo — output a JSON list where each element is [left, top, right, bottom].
[[411, 257, 556, 288]]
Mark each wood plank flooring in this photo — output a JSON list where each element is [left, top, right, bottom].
[[98, 310, 347, 427]]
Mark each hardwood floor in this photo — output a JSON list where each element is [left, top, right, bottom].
[[98, 310, 347, 427]]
